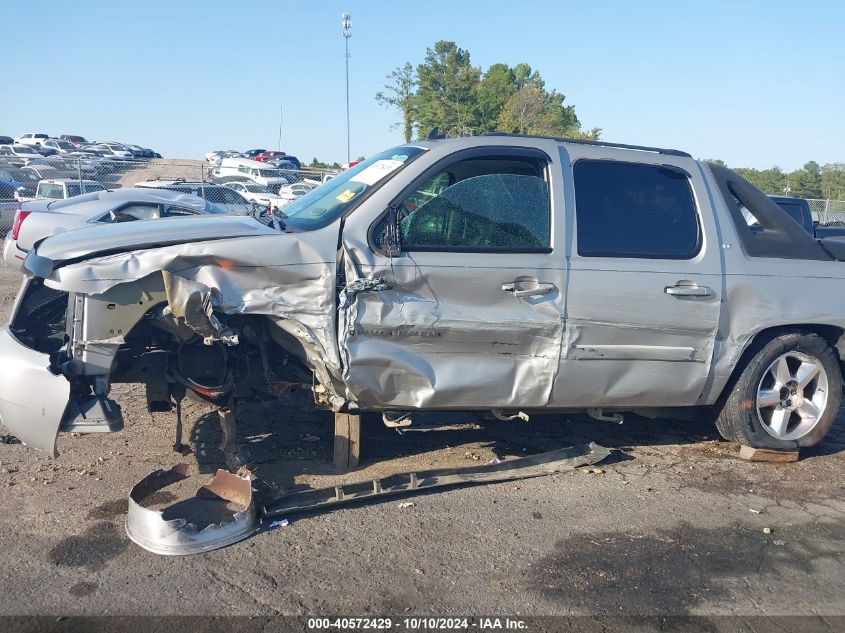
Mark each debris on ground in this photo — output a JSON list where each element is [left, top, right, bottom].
[[487, 457, 502, 465], [0, 434, 20, 445], [763, 527, 772, 534], [463, 451, 481, 460], [773, 539, 786, 546], [125, 443, 610, 555], [126, 464, 258, 555], [302, 434, 321, 442], [749, 508, 762, 514]]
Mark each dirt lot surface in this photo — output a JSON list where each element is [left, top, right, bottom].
[[0, 264, 843, 623]]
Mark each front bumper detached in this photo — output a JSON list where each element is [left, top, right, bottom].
[[0, 326, 70, 456]]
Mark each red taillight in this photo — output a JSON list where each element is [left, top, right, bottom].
[[11, 210, 30, 241]]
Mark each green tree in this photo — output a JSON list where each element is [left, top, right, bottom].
[[821, 164, 845, 199], [413, 41, 481, 137], [375, 62, 418, 143], [513, 63, 543, 90], [788, 161, 822, 199], [734, 167, 788, 195], [477, 63, 516, 132], [497, 85, 580, 137]]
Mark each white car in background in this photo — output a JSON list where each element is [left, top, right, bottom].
[[3, 188, 225, 271], [14, 133, 49, 147], [88, 143, 134, 159], [221, 181, 287, 209], [205, 150, 241, 164], [0, 144, 44, 164], [274, 181, 318, 208], [34, 179, 106, 200], [41, 139, 81, 154], [214, 157, 293, 191]]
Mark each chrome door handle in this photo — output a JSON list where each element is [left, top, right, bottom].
[[502, 282, 556, 298], [665, 284, 712, 297]]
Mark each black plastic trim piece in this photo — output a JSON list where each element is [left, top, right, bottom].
[[707, 164, 830, 261]]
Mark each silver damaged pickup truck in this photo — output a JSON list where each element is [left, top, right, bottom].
[[3, 134, 845, 456]]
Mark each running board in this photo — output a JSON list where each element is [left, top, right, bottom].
[[261, 442, 610, 518]]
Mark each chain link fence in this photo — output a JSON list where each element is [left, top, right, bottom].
[[807, 198, 845, 225], [0, 153, 339, 234]]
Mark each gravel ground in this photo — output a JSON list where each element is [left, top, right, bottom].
[[0, 263, 843, 622]]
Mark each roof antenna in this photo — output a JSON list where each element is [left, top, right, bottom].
[[426, 127, 445, 140]]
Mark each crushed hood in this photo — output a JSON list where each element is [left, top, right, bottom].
[[30, 216, 279, 268]]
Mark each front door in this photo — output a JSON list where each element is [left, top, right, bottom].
[[339, 145, 567, 410]]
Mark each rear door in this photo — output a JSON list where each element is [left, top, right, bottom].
[[339, 143, 568, 409], [552, 146, 723, 407]]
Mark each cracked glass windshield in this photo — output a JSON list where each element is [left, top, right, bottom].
[[283, 146, 425, 230]]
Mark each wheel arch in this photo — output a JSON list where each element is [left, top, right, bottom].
[[716, 323, 845, 407]]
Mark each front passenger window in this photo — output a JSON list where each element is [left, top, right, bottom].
[[399, 167, 550, 252]]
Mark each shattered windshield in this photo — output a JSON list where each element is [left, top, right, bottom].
[[283, 146, 425, 230]]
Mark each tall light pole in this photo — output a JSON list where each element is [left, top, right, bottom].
[[341, 12, 351, 163]]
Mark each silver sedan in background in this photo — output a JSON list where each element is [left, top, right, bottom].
[[3, 188, 226, 271]]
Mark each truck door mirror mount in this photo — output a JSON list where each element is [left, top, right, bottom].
[[382, 205, 402, 258]]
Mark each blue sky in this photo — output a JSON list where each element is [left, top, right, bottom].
[[3, 0, 842, 169]]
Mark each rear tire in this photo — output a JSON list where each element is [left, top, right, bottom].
[[715, 332, 841, 449]]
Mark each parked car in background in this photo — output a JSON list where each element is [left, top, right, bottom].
[[243, 149, 266, 159], [59, 135, 88, 147], [0, 146, 27, 167], [19, 165, 62, 183], [259, 152, 301, 169], [124, 144, 161, 159], [205, 150, 241, 166], [13, 167, 62, 199], [0, 144, 44, 163], [36, 155, 101, 178], [265, 156, 300, 171], [0, 136, 14, 145], [3, 188, 226, 271], [214, 157, 294, 191], [88, 143, 134, 159], [35, 179, 106, 200], [222, 181, 287, 209], [766, 195, 845, 240], [134, 180, 256, 215], [0, 172, 22, 202], [9, 166, 59, 199], [254, 150, 285, 162], [14, 133, 49, 147], [42, 139, 81, 154], [34, 145, 60, 157], [0, 167, 35, 198]]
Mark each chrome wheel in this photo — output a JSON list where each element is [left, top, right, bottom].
[[756, 351, 829, 441]]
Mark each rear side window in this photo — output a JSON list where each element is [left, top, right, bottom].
[[574, 160, 700, 259]]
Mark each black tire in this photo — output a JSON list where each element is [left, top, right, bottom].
[[715, 332, 842, 449]]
